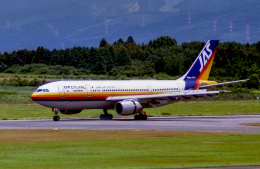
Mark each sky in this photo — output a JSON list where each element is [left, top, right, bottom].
[[0, 0, 259, 52]]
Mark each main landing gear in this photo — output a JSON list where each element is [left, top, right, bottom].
[[100, 109, 113, 120], [134, 111, 148, 120], [52, 108, 60, 121]]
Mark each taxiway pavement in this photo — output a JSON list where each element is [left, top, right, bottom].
[[0, 115, 260, 133]]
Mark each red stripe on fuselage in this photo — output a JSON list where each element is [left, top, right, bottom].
[[31, 91, 160, 101]]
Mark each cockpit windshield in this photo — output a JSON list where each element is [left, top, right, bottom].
[[36, 89, 49, 92], [36, 89, 42, 92]]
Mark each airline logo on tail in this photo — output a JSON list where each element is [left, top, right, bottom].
[[198, 42, 213, 72], [180, 40, 219, 81]]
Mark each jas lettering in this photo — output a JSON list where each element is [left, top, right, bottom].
[[199, 43, 213, 72]]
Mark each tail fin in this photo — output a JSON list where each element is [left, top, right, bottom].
[[179, 40, 219, 81]]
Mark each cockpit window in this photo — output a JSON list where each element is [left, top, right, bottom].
[[36, 89, 49, 92], [37, 89, 42, 92]]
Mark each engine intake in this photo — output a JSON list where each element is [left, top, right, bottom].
[[115, 101, 142, 115], [59, 109, 82, 115]]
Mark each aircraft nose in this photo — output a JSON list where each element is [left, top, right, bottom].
[[31, 92, 38, 101]]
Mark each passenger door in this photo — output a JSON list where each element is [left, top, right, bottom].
[[86, 85, 93, 97], [57, 85, 65, 97]]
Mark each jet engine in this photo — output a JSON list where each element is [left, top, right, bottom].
[[59, 109, 82, 115], [115, 101, 142, 115]]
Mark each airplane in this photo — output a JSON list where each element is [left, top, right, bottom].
[[31, 40, 248, 121]]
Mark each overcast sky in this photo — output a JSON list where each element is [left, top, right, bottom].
[[0, 0, 259, 52]]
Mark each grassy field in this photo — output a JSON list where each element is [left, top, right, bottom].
[[0, 130, 259, 169], [0, 82, 259, 168], [0, 100, 259, 120], [0, 86, 34, 104], [0, 85, 259, 119]]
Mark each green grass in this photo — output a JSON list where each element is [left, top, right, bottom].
[[148, 100, 260, 116], [0, 86, 35, 104], [0, 130, 259, 169], [0, 100, 259, 120], [0, 85, 259, 119]]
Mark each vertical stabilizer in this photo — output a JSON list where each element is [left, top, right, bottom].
[[179, 40, 219, 81]]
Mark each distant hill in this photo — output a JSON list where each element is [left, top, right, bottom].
[[0, 0, 259, 52]]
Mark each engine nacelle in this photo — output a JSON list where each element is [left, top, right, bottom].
[[115, 101, 142, 115], [59, 109, 82, 115]]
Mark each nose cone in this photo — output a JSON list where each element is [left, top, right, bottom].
[[31, 92, 38, 101]]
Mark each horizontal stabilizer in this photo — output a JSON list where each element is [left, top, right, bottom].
[[199, 79, 249, 88]]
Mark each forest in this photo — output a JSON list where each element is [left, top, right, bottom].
[[0, 36, 259, 89]]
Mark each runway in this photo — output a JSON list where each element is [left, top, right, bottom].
[[1, 115, 260, 133]]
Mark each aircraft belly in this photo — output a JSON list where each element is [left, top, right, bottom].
[[153, 100, 173, 107], [145, 99, 180, 108], [35, 100, 115, 110]]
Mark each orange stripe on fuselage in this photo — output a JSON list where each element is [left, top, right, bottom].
[[194, 47, 218, 89], [31, 91, 164, 101]]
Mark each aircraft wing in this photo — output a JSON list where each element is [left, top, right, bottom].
[[106, 89, 227, 102], [199, 79, 249, 88]]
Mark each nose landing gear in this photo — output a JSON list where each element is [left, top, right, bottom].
[[52, 108, 60, 121]]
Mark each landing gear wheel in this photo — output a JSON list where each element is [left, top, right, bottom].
[[134, 114, 147, 120], [134, 111, 148, 120], [52, 108, 60, 121], [100, 114, 104, 120], [108, 114, 113, 120], [100, 109, 113, 120], [53, 115, 60, 121]]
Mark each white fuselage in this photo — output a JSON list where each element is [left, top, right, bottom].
[[31, 79, 186, 110]]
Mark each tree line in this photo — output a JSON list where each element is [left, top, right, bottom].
[[0, 36, 259, 88]]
